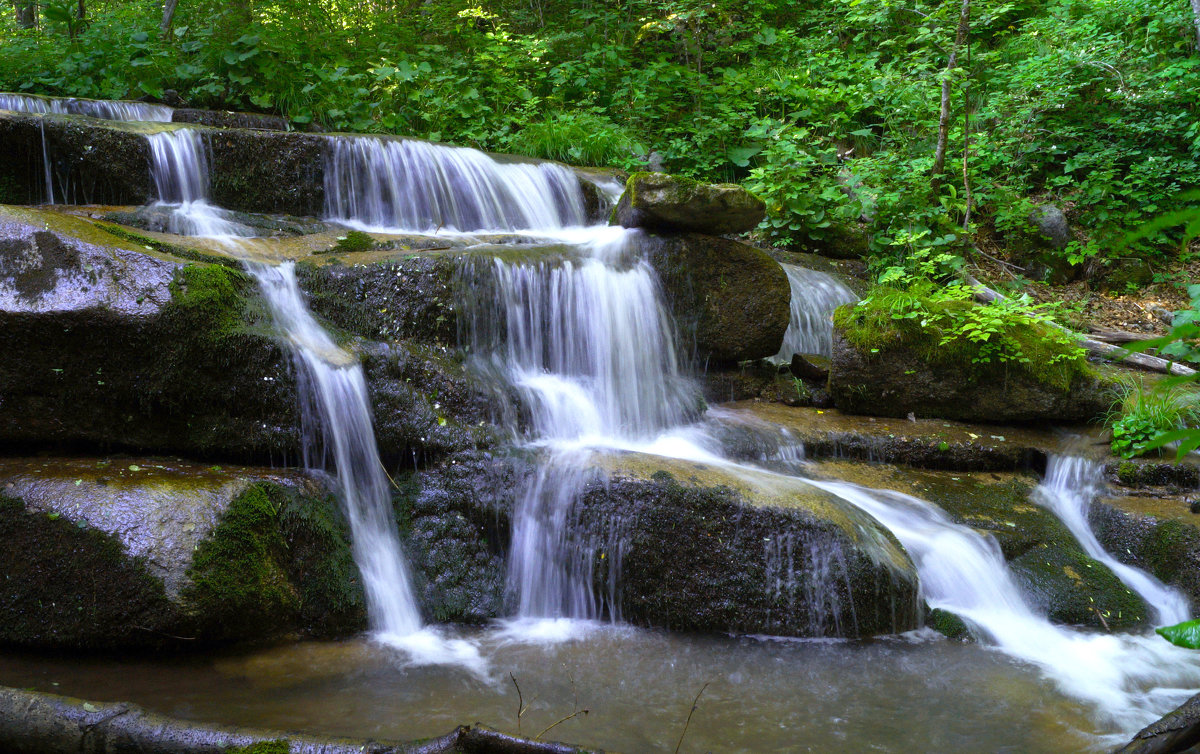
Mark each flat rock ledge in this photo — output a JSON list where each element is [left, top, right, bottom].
[[0, 686, 606, 754]]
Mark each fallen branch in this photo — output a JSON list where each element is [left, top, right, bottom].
[[961, 272, 1196, 377], [674, 681, 709, 754]]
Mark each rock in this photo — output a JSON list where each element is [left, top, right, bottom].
[[0, 205, 493, 464], [1008, 544, 1148, 629], [1029, 204, 1071, 249], [1105, 257, 1156, 291], [1090, 500, 1200, 611], [0, 458, 365, 648], [171, 107, 290, 131], [582, 456, 921, 637], [612, 172, 765, 235], [790, 353, 830, 382], [700, 360, 809, 406], [828, 325, 1116, 424], [642, 232, 790, 363], [1116, 691, 1200, 754]]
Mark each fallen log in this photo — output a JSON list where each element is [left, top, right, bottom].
[[0, 685, 606, 754], [962, 273, 1196, 378]]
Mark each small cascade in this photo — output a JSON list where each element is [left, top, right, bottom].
[[0, 92, 172, 121], [324, 135, 587, 232], [144, 130, 433, 650], [246, 261, 423, 638], [463, 228, 702, 621], [39, 121, 54, 205], [773, 264, 859, 361], [806, 477, 1200, 730], [146, 129, 249, 237], [1036, 455, 1191, 626]]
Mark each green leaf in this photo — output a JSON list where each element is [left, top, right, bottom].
[[1157, 619, 1200, 649]]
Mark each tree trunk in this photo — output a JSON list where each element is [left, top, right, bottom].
[[931, 0, 971, 192], [161, 0, 178, 35], [13, 0, 36, 28], [1191, 0, 1200, 52]]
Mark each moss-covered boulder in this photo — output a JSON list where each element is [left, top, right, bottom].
[[0, 458, 365, 649], [642, 232, 790, 363], [1008, 544, 1147, 628], [612, 172, 766, 235], [1090, 501, 1200, 612], [171, 108, 290, 131], [829, 291, 1116, 423]]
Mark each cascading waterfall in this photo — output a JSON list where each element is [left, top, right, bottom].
[[773, 263, 859, 361], [804, 477, 1200, 732], [0, 92, 172, 121], [464, 228, 703, 621], [324, 135, 587, 232], [245, 261, 422, 638], [145, 129, 430, 647], [1035, 455, 1191, 626]]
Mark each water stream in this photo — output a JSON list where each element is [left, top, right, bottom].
[[128, 120, 1200, 744], [1035, 455, 1191, 626], [0, 92, 173, 121], [773, 263, 859, 361]]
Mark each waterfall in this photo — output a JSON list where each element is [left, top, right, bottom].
[[39, 121, 54, 205], [1035, 455, 1191, 626], [145, 128, 430, 646], [323, 135, 587, 233], [773, 264, 858, 361], [805, 477, 1200, 731], [246, 261, 422, 638], [0, 92, 172, 122], [146, 129, 249, 237]]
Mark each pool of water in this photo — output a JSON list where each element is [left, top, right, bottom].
[[0, 623, 1114, 752]]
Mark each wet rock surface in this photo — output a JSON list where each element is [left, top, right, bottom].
[[0, 458, 365, 648], [643, 232, 789, 363], [1117, 691, 1200, 754]]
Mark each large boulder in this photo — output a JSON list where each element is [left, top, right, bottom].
[[0, 205, 493, 464], [1090, 497, 1200, 612], [0, 458, 365, 648], [642, 232, 790, 363], [612, 172, 765, 235]]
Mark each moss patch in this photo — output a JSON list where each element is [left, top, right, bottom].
[[183, 484, 299, 638], [225, 740, 291, 754], [832, 287, 1090, 392]]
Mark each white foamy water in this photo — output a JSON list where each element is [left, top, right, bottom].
[[146, 129, 250, 237], [1036, 455, 1191, 626], [0, 92, 172, 121], [324, 135, 587, 233], [773, 263, 858, 361]]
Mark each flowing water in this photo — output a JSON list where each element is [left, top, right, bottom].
[[26, 111, 1200, 748], [324, 135, 587, 233], [0, 92, 173, 121], [1035, 455, 1191, 626], [773, 263, 859, 361]]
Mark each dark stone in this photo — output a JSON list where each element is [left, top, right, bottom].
[[172, 108, 290, 131], [1008, 543, 1148, 629], [700, 361, 809, 406], [829, 328, 1115, 424], [642, 233, 790, 363], [1090, 504, 1200, 612], [613, 172, 766, 235], [1117, 691, 1200, 754], [790, 353, 830, 382]]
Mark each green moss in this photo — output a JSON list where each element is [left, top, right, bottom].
[[182, 484, 299, 637], [166, 263, 252, 341], [0, 494, 174, 648], [278, 490, 367, 635], [225, 740, 291, 754], [927, 608, 971, 640], [97, 222, 239, 268], [833, 287, 1091, 391], [334, 230, 375, 253]]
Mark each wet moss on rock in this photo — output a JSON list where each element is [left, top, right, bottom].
[[1009, 543, 1149, 629]]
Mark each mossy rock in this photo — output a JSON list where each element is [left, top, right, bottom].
[[828, 291, 1116, 423], [612, 171, 766, 235], [1009, 544, 1149, 629], [0, 459, 365, 649]]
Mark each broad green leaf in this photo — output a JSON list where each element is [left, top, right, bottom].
[[1157, 619, 1200, 649]]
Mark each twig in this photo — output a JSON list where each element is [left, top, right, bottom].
[[674, 681, 709, 754], [971, 247, 1026, 273], [510, 672, 528, 736], [1093, 606, 1111, 632], [535, 666, 589, 740]]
